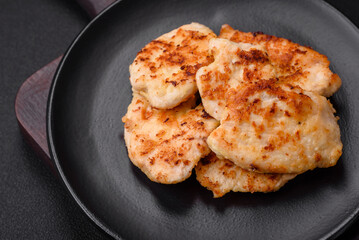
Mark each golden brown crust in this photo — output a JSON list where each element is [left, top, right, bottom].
[[195, 152, 296, 198], [123, 94, 219, 184], [207, 81, 342, 174], [130, 23, 216, 109], [219, 24, 341, 97], [196, 38, 276, 120], [225, 79, 314, 123]]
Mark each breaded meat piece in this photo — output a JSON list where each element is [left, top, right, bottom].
[[130, 23, 216, 109], [207, 80, 342, 174], [219, 24, 341, 97], [122, 94, 219, 184], [195, 152, 296, 198], [196, 38, 276, 120]]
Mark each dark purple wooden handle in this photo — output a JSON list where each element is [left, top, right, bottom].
[[15, 0, 116, 168], [76, 0, 116, 18]]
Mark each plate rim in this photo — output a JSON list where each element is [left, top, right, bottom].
[[47, 1, 124, 239]]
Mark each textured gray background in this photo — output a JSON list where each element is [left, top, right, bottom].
[[0, 0, 358, 239]]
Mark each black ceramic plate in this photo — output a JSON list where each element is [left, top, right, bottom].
[[47, 0, 359, 239]]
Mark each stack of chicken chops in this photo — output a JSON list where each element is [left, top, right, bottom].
[[122, 23, 343, 198]]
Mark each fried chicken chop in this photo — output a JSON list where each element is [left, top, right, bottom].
[[123, 22, 343, 196], [130, 23, 216, 109], [219, 24, 341, 97], [195, 152, 296, 197], [196, 38, 276, 120], [207, 80, 342, 174], [196, 26, 341, 121], [122, 94, 219, 184]]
